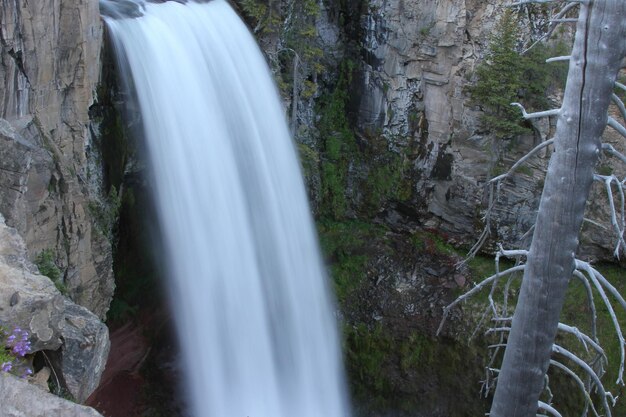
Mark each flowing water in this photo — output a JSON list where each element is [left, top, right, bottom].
[[101, 1, 351, 416]]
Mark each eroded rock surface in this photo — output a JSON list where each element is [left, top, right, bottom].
[[0, 373, 104, 417], [0, 0, 114, 317], [0, 216, 109, 402], [306, 0, 618, 259]]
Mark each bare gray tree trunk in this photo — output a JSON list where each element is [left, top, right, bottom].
[[490, 1, 626, 416]]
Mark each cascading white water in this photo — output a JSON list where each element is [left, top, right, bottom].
[[101, 1, 351, 416]]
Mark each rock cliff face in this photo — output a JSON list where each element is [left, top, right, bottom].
[[342, 0, 617, 258], [0, 214, 109, 402], [0, 0, 112, 409], [0, 0, 113, 318]]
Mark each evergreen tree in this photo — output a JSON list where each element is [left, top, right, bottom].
[[468, 9, 529, 139]]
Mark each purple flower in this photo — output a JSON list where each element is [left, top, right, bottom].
[[5, 328, 30, 357], [1, 362, 12, 372]]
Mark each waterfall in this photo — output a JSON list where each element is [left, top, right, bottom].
[[101, 1, 351, 416]]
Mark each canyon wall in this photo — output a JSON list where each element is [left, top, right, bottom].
[[0, 0, 111, 406], [241, 0, 617, 259], [0, 0, 113, 318]]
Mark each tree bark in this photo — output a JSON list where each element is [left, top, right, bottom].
[[489, 1, 626, 416]]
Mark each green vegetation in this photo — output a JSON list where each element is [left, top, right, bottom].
[[458, 256, 626, 414], [89, 185, 122, 242], [559, 263, 626, 415], [316, 62, 413, 219], [597, 164, 614, 176], [343, 322, 488, 415], [467, 10, 569, 139], [296, 143, 320, 184], [317, 219, 386, 302], [359, 136, 412, 216], [240, 0, 279, 33], [410, 229, 457, 257], [467, 9, 528, 139], [35, 249, 67, 295], [317, 61, 357, 218], [344, 323, 393, 397], [106, 185, 162, 325], [0, 326, 32, 378]]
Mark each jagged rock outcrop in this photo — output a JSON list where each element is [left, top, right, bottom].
[[0, 0, 114, 317], [0, 372, 104, 417], [0, 215, 109, 402]]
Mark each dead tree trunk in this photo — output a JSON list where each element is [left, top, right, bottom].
[[489, 1, 626, 416]]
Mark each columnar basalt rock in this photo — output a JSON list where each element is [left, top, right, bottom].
[[0, 0, 114, 317]]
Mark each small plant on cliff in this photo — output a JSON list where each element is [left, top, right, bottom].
[[35, 249, 67, 295], [89, 185, 122, 242], [0, 326, 33, 378]]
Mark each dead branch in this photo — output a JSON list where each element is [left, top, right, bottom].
[[550, 359, 601, 417], [436, 265, 526, 335], [538, 401, 562, 417], [521, 2, 580, 55], [512, 0, 583, 5], [602, 143, 626, 165], [489, 139, 554, 184], [577, 260, 626, 385], [511, 102, 561, 119], [572, 270, 599, 343], [611, 93, 626, 123], [549, 18, 578, 23], [552, 344, 614, 417], [608, 117, 626, 139], [593, 175, 626, 256], [546, 56, 572, 63], [557, 323, 606, 361]]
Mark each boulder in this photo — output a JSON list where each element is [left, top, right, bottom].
[[0, 373, 104, 417], [0, 216, 109, 402]]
